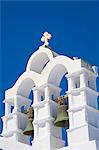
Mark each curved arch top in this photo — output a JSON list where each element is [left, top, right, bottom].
[[5, 71, 42, 98], [42, 55, 81, 86], [26, 46, 58, 73], [47, 64, 67, 86], [5, 48, 81, 99]]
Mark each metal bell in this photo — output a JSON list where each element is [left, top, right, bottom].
[[23, 118, 34, 136], [23, 107, 34, 136], [54, 105, 69, 128]]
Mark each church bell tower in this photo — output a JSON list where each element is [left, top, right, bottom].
[[0, 32, 99, 150]]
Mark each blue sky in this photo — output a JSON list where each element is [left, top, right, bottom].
[[0, 1, 99, 144]]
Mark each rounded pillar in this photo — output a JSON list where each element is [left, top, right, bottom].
[[80, 72, 88, 88], [5, 102, 11, 116]]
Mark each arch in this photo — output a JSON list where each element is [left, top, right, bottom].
[[26, 47, 55, 73], [42, 55, 76, 86], [16, 78, 35, 98], [47, 64, 67, 86], [5, 54, 81, 98], [6, 71, 42, 98], [15, 71, 42, 97]]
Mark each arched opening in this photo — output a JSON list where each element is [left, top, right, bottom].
[[47, 64, 69, 146], [48, 64, 68, 87], [60, 75, 68, 146], [29, 90, 34, 105], [27, 53, 50, 74], [16, 78, 36, 145], [17, 78, 35, 98]]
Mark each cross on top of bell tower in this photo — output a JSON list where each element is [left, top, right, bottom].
[[41, 31, 52, 46]]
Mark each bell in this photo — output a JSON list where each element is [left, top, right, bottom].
[[23, 118, 34, 136], [54, 105, 69, 128], [23, 107, 34, 136]]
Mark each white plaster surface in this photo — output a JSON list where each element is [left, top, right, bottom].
[[0, 44, 99, 150]]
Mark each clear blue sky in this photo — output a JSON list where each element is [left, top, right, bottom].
[[0, 1, 99, 144]]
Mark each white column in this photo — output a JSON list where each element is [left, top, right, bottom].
[[45, 86, 50, 100], [45, 86, 51, 134], [67, 77, 75, 91], [81, 91, 87, 105], [80, 73, 88, 88], [5, 102, 11, 115], [33, 89, 41, 105], [14, 114, 18, 130], [2, 117, 7, 134], [45, 101, 51, 117], [13, 96, 19, 113], [90, 76, 96, 90], [68, 112, 73, 129], [68, 94, 74, 128], [46, 121, 51, 134], [33, 124, 38, 141], [45, 86, 51, 117], [82, 108, 87, 123], [34, 107, 38, 121], [68, 94, 73, 108]]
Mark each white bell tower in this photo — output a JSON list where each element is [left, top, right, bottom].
[[32, 84, 64, 150], [2, 95, 31, 144], [66, 61, 99, 149], [0, 32, 99, 150]]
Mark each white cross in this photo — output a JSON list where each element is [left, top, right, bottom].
[[41, 31, 52, 46]]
